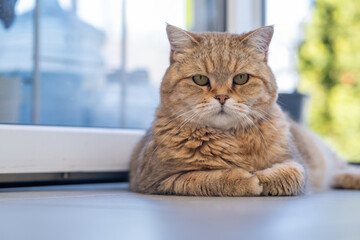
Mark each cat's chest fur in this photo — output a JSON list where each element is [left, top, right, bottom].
[[154, 120, 290, 172]]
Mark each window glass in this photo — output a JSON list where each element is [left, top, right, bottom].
[[0, 0, 223, 128], [0, 0, 33, 125]]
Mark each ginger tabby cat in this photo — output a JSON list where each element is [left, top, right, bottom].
[[129, 24, 360, 196]]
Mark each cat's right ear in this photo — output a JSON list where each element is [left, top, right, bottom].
[[166, 24, 199, 63], [240, 26, 274, 62]]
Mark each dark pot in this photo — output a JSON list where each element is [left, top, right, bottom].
[[277, 92, 307, 123]]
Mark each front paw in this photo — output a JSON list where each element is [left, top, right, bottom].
[[233, 169, 263, 196], [246, 175, 263, 196], [256, 162, 305, 196]]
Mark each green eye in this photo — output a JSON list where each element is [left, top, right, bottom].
[[233, 73, 250, 85], [192, 75, 210, 86]]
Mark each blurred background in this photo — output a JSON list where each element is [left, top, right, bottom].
[[0, 0, 359, 161]]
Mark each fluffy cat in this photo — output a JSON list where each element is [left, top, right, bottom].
[[129, 24, 360, 196]]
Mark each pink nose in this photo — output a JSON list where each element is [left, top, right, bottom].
[[214, 94, 229, 105]]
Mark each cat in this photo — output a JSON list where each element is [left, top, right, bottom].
[[129, 24, 360, 196]]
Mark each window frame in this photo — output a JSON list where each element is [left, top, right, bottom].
[[226, 0, 264, 33]]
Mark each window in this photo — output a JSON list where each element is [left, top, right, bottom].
[[0, 0, 227, 129], [0, 0, 228, 185]]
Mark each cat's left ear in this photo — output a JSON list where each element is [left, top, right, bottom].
[[166, 24, 200, 63], [241, 26, 274, 61]]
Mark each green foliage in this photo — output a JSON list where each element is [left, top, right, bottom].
[[298, 0, 360, 161]]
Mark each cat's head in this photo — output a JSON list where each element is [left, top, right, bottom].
[[160, 24, 278, 130]]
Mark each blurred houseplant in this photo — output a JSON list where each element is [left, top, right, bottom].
[[298, 0, 360, 161]]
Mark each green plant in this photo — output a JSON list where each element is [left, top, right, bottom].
[[298, 0, 360, 161]]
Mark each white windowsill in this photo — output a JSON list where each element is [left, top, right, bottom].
[[0, 124, 145, 174]]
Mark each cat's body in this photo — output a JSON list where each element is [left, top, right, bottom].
[[129, 25, 360, 196]]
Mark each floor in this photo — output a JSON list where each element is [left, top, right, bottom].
[[0, 183, 359, 240]]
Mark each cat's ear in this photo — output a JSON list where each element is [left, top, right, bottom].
[[166, 24, 199, 63], [241, 26, 274, 61]]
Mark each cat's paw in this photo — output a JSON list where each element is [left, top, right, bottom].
[[246, 175, 263, 196], [256, 162, 305, 196], [233, 169, 262, 196]]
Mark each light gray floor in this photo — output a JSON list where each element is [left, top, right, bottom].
[[0, 183, 359, 240]]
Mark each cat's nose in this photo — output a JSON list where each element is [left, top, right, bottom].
[[214, 94, 229, 105]]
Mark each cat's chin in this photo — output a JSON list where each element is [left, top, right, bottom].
[[199, 113, 241, 130]]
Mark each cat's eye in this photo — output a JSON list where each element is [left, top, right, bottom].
[[233, 74, 250, 85], [192, 75, 210, 86]]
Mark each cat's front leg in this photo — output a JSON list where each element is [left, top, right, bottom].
[[255, 161, 306, 196], [157, 168, 263, 196]]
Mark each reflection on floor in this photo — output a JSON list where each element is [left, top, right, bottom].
[[0, 183, 359, 240]]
